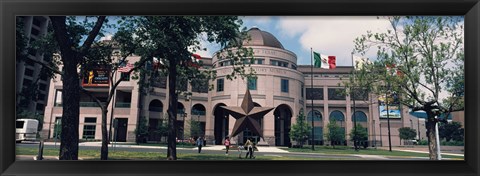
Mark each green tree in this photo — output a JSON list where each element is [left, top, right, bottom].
[[154, 117, 169, 142], [289, 110, 312, 148], [115, 16, 254, 160], [398, 127, 417, 145], [326, 119, 345, 149], [349, 124, 368, 148], [439, 121, 464, 142], [350, 16, 464, 160], [135, 116, 149, 144], [187, 120, 204, 140]]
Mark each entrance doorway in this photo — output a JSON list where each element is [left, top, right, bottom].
[[213, 103, 228, 145], [274, 104, 292, 146], [114, 118, 128, 142]]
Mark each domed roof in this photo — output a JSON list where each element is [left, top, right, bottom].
[[243, 27, 284, 49]]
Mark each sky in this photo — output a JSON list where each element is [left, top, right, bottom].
[[196, 16, 393, 66], [101, 16, 393, 67]]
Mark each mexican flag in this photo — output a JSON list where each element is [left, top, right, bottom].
[[313, 51, 336, 69]]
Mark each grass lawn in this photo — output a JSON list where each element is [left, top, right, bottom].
[[114, 142, 197, 148], [16, 147, 349, 160], [284, 145, 463, 159]]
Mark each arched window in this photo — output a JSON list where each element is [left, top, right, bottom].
[[191, 104, 206, 115], [148, 100, 163, 112], [307, 110, 322, 121], [352, 111, 367, 122], [329, 110, 345, 121]]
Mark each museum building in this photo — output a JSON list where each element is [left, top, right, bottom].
[[42, 27, 416, 147]]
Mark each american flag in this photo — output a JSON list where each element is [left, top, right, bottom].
[[118, 63, 134, 73]]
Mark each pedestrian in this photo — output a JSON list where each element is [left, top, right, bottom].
[[244, 138, 255, 159], [237, 144, 244, 159], [224, 137, 231, 155], [196, 137, 203, 153]]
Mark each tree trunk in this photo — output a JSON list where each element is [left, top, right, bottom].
[[59, 59, 80, 160], [426, 112, 439, 160], [50, 16, 80, 160], [101, 108, 109, 160], [167, 63, 178, 160]]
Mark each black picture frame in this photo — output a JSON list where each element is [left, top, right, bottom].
[[1, 0, 479, 176]]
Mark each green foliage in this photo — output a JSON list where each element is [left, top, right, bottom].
[[398, 127, 417, 140], [134, 116, 149, 143], [326, 119, 345, 148], [187, 120, 204, 139], [289, 110, 312, 147], [349, 124, 368, 142], [349, 16, 464, 159], [153, 117, 169, 141], [439, 121, 464, 142]]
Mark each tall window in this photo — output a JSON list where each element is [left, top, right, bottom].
[[281, 79, 289, 93], [54, 90, 62, 107], [82, 117, 97, 140], [301, 84, 304, 98], [216, 78, 224, 92], [248, 77, 257, 90]]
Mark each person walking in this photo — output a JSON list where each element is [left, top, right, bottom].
[[196, 137, 203, 153], [224, 137, 231, 155], [244, 138, 255, 159]]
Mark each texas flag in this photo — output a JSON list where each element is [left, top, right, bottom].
[[313, 51, 336, 69]]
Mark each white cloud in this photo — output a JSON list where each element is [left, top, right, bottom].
[[276, 16, 392, 66]]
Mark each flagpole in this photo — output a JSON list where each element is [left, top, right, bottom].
[[109, 70, 117, 143], [310, 48, 315, 151], [351, 52, 358, 151]]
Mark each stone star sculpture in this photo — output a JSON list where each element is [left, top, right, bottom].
[[221, 89, 274, 139]]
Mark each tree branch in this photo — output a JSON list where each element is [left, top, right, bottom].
[[80, 16, 107, 57]]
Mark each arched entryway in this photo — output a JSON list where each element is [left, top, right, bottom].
[[213, 103, 229, 145], [274, 104, 292, 146], [191, 104, 206, 138], [148, 99, 163, 142]]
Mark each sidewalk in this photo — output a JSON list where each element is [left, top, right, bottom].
[[377, 146, 464, 157]]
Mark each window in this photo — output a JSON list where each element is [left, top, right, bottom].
[[54, 90, 62, 107], [37, 93, 46, 100], [216, 78, 224, 92], [307, 110, 322, 122], [270, 60, 278, 66], [313, 127, 323, 142], [248, 77, 257, 90], [306, 88, 324, 100], [24, 68, 34, 77], [256, 59, 264, 64], [301, 84, 304, 98], [328, 88, 346, 100], [291, 64, 297, 70], [39, 83, 47, 91], [281, 79, 289, 93], [82, 117, 97, 140]]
